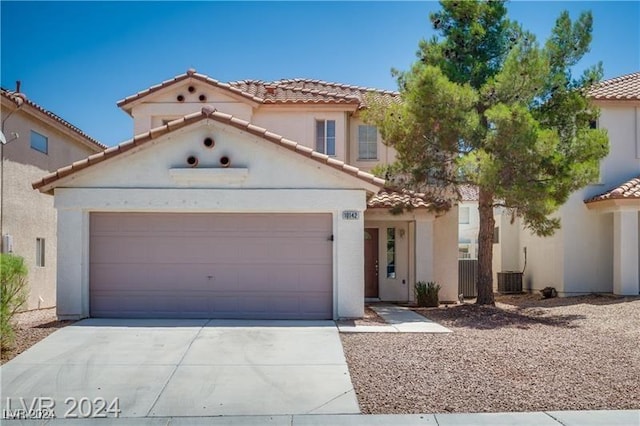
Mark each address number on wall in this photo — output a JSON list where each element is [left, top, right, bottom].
[[342, 211, 360, 220]]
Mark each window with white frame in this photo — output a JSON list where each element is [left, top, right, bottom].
[[30, 130, 48, 154], [386, 228, 396, 278], [36, 238, 45, 267], [459, 206, 470, 224], [358, 125, 377, 160], [315, 120, 336, 156]]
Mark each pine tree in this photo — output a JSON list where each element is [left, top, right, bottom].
[[364, 0, 608, 305]]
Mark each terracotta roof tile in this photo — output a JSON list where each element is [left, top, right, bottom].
[[585, 176, 640, 203], [117, 69, 399, 111], [367, 188, 434, 209], [459, 184, 479, 201], [1, 88, 106, 151], [588, 72, 640, 101], [33, 107, 385, 193]]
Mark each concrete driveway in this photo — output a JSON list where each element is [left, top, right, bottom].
[[0, 319, 359, 419]]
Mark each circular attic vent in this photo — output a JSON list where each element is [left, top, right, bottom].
[[187, 155, 198, 167]]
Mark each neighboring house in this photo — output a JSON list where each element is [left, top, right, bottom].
[[458, 185, 479, 259], [494, 72, 640, 296], [32, 69, 458, 320], [1, 87, 105, 310]]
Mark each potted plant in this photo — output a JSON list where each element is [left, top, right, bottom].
[[415, 281, 440, 307]]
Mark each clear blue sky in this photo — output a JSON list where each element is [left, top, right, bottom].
[[2, 1, 638, 147]]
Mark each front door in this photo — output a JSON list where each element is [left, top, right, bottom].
[[364, 228, 379, 298]]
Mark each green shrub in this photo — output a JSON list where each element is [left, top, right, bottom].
[[415, 281, 441, 307], [1, 254, 29, 348]]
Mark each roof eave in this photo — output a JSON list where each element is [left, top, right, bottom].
[[585, 197, 640, 211]]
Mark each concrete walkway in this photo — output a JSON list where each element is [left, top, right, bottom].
[[337, 303, 451, 333], [2, 410, 639, 424]]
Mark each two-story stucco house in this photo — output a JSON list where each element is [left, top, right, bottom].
[[32, 69, 459, 320], [494, 72, 640, 296], [1, 87, 106, 310]]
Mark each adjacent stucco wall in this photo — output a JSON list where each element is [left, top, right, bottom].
[[1, 104, 99, 310], [516, 215, 564, 293], [433, 207, 459, 302], [252, 109, 348, 162]]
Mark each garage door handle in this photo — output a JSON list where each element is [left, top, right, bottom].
[[328, 234, 334, 241]]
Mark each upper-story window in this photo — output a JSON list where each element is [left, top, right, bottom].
[[459, 206, 470, 224], [358, 125, 378, 160], [30, 130, 48, 154], [316, 120, 336, 156]]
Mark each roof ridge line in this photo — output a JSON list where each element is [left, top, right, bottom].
[[1, 88, 106, 150]]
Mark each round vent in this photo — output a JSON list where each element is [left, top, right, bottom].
[[177, 94, 185, 102], [199, 94, 207, 102], [203, 137, 215, 148], [187, 155, 198, 167], [220, 156, 230, 168], [188, 86, 196, 93]]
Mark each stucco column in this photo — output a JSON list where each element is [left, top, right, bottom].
[[56, 209, 90, 319], [415, 218, 434, 284], [334, 210, 365, 319], [613, 210, 639, 295]]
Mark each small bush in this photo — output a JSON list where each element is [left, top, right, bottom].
[[1, 254, 29, 348], [415, 281, 441, 307]]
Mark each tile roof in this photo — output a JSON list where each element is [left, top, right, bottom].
[[585, 176, 640, 203], [32, 106, 385, 193], [117, 69, 399, 111], [367, 188, 436, 210], [587, 72, 640, 101], [116, 69, 264, 109], [1, 88, 106, 151], [458, 184, 479, 201]]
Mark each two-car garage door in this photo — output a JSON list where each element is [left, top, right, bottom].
[[89, 212, 333, 319]]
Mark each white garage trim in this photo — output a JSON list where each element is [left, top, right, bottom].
[[55, 188, 366, 320]]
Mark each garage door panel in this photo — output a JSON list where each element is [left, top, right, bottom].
[[90, 213, 333, 319]]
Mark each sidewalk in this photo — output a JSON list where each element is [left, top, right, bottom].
[[337, 303, 451, 333], [4, 410, 639, 425]]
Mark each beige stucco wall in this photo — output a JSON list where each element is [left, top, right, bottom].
[[129, 82, 255, 135], [1, 103, 99, 310], [252, 109, 348, 162], [433, 207, 459, 302]]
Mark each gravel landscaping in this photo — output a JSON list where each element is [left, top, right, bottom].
[[1, 308, 74, 365], [341, 294, 640, 414]]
